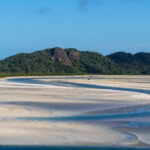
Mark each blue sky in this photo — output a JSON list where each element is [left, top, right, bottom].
[[0, 0, 150, 59]]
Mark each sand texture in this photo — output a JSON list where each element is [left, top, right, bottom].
[[0, 75, 150, 147]]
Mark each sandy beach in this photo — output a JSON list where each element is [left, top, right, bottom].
[[0, 75, 150, 147]]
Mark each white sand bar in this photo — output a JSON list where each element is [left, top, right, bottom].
[[0, 75, 150, 146]]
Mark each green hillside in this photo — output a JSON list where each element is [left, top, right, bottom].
[[0, 47, 150, 75], [108, 52, 150, 74]]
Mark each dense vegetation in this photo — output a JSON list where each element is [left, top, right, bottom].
[[0, 47, 150, 75], [108, 52, 150, 74]]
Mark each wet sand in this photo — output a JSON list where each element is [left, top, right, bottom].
[[0, 75, 150, 147]]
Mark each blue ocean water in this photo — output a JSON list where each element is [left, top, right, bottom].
[[0, 146, 149, 150]]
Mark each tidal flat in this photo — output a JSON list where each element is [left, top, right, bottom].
[[0, 75, 150, 149]]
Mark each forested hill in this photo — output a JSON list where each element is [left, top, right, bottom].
[[0, 47, 150, 75]]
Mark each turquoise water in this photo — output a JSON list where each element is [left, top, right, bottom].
[[15, 111, 150, 122], [0, 146, 149, 150], [124, 122, 150, 128]]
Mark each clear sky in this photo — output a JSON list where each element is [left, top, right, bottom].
[[0, 0, 150, 59]]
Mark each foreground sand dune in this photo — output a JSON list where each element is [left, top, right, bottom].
[[0, 75, 150, 147]]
